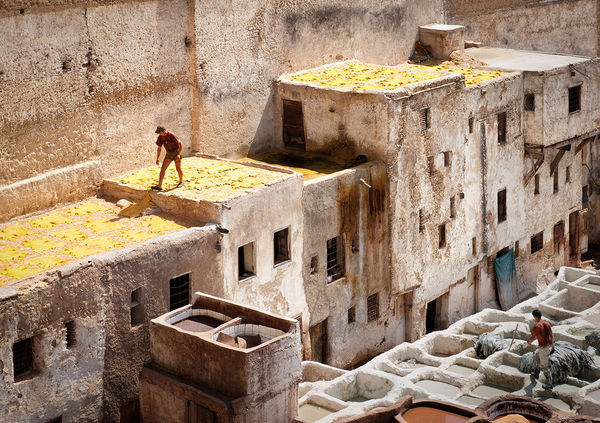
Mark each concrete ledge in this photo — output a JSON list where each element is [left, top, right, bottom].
[[0, 160, 102, 223]]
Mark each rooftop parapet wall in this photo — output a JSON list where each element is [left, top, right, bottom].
[[148, 293, 301, 399]]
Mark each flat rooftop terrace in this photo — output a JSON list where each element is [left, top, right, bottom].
[[282, 60, 504, 92], [465, 47, 590, 72], [111, 156, 289, 201], [243, 151, 367, 181], [0, 198, 188, 285]]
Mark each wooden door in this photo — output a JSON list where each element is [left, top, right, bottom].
[[309, 319, 328, 364]]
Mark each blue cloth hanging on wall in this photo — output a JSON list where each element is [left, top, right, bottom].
[[494, 249, 517, 310]]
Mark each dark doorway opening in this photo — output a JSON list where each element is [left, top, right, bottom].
[[309, 319, 328, 364], [283, 100, 305, 150], [426, 298, 437, 334]]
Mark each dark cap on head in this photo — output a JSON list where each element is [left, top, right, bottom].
[[532, 309, 542, 318], [155, 126, 166, 134]]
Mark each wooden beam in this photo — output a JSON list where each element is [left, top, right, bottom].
[[549, 149, 566, 176], [523, 155, 544, 186], [574, 135, 597, 155]]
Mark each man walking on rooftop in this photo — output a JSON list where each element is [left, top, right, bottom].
[[151, 126, 183, 191], [527, 309, 554, 389]]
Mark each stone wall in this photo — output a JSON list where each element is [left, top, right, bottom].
[[445, 0, 599, 56]]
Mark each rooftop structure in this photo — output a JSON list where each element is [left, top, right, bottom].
[[0, 198, 187, 285], [140, 292, 301, 423], [466, 47, 591, 72]]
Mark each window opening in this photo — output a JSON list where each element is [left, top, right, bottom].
[[169, 273, 190, 311], [419, 209, 424, 233], [13, 337, 34, 380], [310, 256, 318, 275], [45, 417, 62, 423], [524, 93, 535, 111], [554, 221, 565, 253], [438, 224, 446, 248], [497, 112, 507, 144], [534, 174, 540, 195], [130, 288, 144, 326], [443, 151, 451, 168], [531, 232, 543, 254], [472, 237, 477, 255], [468, 117, 474, 133], [498, 189, 507, 223], [450, 196, 456, 219], [459, 192, 464, 200], [367, 293, 379, 322], [566, 166, 571, 183], [568, 85, 581, 113], [421, 107, 431, 130], [282, 100, 306, 149], [583, 185, 589, 204], [427, 155, 435, 175], [514, 241, 520, 258], [553, 170, 559, 194], [65, 320, 76, 348], [347, 307, 356, 324], [274, 228, 290, 265], [238, 242, 255, 280], [326, 236, 345, 283]]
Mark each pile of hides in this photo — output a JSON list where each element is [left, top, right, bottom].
[[518, 341, 594, 384], [473, 333, 507, 358], [585, 330, 600, 353]]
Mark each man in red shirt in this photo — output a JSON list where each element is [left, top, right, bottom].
[[528, 309, 554, 389], [151, 126, 183, 191]]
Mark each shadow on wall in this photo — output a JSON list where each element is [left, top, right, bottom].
[[248, 82, 276, 156]]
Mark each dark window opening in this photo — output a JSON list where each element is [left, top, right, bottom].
[[554, 221, 565, 254], [553, 170, 559, 194], [450, 196, 456, 219], [443, 151, 451, 168], [65, 320, 76, 348], [568, 85, 581, 114], [498, 189, 507, 223], [419, 209, 424, 233], [169, 273, 190, 311], [459, 192, 464, 200], [534, 174, 540, 195], [531, 232, 543, 254], [468, 117, 474, 133], [514, 241, 520, 258], [524, 93, 535, 111], [421, 107, 431, 130], [13, 337, 34, 380], [472, 237, 477, 255], [130, 288, 144, 326], [282, 100, 305, 149], [238, 242, 255, 280], [310, 256, 318, 275], [367, 293, 379, 322], [326, 236, 345, 283], [438, 224, 446, 248], [497, 112, 507, 144], [274, 228, 290, 265], [347, 307, 356, 324], [46, 417, 63, 423], [566, 166, 571, 183], [583, 185, 589, 204], [427, 155, 435, 175]]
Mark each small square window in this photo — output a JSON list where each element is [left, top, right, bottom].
[[238, 242, 256, 281], [367, 294, 379, 322], [498, 189, 507, 223], [531, 232, 543, 254], [524, 93, 535, 111], [169, 273, 190, 311], [274, 228, 290, 265], [421, 107, 431, 130], [13, 337, 34, 380], [326, 236, 345, 283], [130, 288, 144, 326], [438, 224, 446, 248], [568, 85, 581, 113], [65, 320, 76, 348], [534, 174, 540, 195], [497, 112, 507, 144], [347, 307, 356, 324]]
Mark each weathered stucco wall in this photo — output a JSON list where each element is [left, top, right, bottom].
[[445, 0, 599, 56], [0, 0, 193, 221]]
